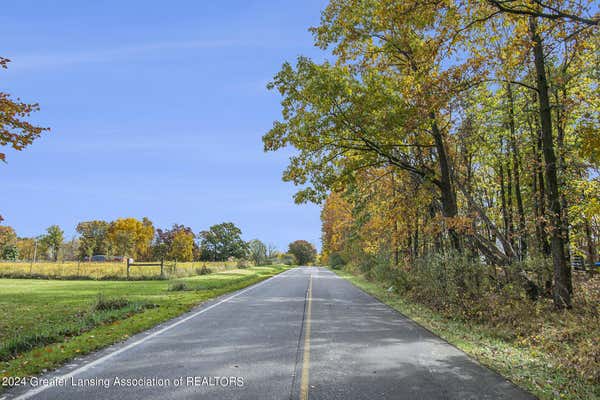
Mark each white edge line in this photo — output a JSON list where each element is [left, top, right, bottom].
[[12, 268, 296, 400]]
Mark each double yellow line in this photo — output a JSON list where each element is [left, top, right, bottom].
[[300, 274, 313, 400]]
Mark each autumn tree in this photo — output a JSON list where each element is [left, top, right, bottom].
[[153, 224, 196, 261], [0, 226, 17, 249], [168, 230, 195, 262], [459, 0, 599, 307], [0, 225, 19, 261], [0, 57, 49, 221], [16, 237, 36, 261], [0, 57, 49, 163], [266, 0, 599, 309], [41, 225, 64, 262], [76, 220, 109, 260], [107, 217, 154, 260]]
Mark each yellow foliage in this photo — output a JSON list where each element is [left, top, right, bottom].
[[168, 230, 195, 262], [106, 217, 154, 259]]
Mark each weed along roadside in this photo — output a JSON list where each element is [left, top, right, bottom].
[[0, 265, 289, 390]]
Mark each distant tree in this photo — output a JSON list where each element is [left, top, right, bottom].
[[168, 230, 195, 262], [62, 238, 80, 262], [266, 243, 278, 259], [76, 220, 109, 260], [107, 217, 154, 260], [153, 224, 196, 260], [1, 244, 18, 260], [279, 253, 297, 266], [288, 240, 317, 265], [41, 225, 64, 262], [198, 222, 248, 261], [0, 226, 17, 248], [16, 237, 36, 260], [248, 239, 268, 265], [138, 217, 155, 260]]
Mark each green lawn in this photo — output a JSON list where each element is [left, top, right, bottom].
[[0, 265, 288, 386], [331, 268, 600, 400]]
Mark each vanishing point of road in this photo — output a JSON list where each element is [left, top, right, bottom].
[[6, 267, 535, 400]]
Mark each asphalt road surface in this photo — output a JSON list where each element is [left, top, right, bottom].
[[5, 267, 535, 400]]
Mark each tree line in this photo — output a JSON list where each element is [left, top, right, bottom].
[[264, 0, 599, 309], [0, 220, 317, 266]]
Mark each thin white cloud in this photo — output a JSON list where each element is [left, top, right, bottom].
[[6, 39, 245, 70]]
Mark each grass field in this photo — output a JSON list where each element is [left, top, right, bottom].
[[0, 260, 239, 280], [332, 268, 600, 400], [0, 265, 288, 388]]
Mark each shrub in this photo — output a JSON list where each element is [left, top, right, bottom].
[[265, 257, 279, 265], [236, 260, 250, 269], [409, 250, 491, 309], [328, 252, 346, 270], [513, 254, 553, 294], [279, 253, 297, 266], [196, 266, 213, 275], [167, 282, 189, 291], [1, 245, 19, 261], [92, 293, 130, 311]]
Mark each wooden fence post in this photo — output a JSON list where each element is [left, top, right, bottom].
[[160, 259, 164, 278], [127, 258, 131, 280]]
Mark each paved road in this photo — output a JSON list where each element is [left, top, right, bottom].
[[6, 267, 534, 400]]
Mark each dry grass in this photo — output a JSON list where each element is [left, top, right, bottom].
[[0, 261, 238, 280]]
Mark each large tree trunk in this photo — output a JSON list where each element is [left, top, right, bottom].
[[584, 219, 596, 268], [413, 215, 420, 260], [529, 17, 572, 308], [429, 202, 443, 253], [536, 119, 551, 256], [527, 95, 550, 256], [430, 115, 461, 251], [498, 160, 508, 237], [507, 84, 527, 259], [499, 161, 510, 240], [505, 148, 515, 249], [554, 88, 572, 288]]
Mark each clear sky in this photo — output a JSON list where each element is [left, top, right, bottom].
[[1, 0, 329, 251]]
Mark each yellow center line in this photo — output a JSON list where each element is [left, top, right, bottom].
[[300, 273, 313, 400]]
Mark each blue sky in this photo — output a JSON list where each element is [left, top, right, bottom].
[[1, 0, 329, 251]]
